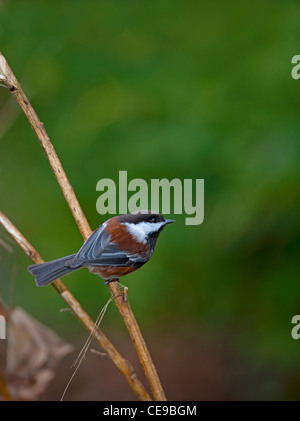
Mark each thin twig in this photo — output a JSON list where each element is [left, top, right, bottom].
[[61, 293, 115, 401], [0, 51, 166, 401], [0, 210, 151, 401], [0, 237, 13, 253]]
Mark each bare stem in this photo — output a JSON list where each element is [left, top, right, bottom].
[[108, 282, 166, 401], [0, 51, 166, 401], [0, 367, 11, 401], [0, 54, 90, 240]]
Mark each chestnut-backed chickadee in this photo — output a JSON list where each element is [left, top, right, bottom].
[[28, 211, 174, 286]]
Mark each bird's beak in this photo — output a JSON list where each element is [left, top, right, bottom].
[[164, 219, 175, 225]]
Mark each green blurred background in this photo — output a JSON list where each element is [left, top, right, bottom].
[[1, 0, 300, 400]]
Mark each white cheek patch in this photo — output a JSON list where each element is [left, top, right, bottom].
[[123, 221, 165, 244]]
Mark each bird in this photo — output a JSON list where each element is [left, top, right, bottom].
[[28, 210, 174, 287]]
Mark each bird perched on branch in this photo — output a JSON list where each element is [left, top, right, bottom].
[[28, 211, 174, 286]]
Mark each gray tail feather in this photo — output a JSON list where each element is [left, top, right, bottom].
[[28, 253, 78, 286]]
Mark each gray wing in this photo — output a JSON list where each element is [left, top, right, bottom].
[[90, 243, 148, 269], [70, 223, 111, 268], [70, 223, 148, 269]]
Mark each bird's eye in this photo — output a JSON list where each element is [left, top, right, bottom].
[[149, 216, 156, 223]]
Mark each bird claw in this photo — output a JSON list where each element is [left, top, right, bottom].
[[104, 278, 119, 285]]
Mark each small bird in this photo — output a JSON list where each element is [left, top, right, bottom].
[[28, 211, 174, 287]]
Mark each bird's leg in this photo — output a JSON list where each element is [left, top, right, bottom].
[[104, 277, 119, 285]]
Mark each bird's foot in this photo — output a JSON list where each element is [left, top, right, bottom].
[[104, 277, 119, 285]]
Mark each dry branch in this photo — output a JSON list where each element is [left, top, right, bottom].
[[107, 282, 166, 400], [0, 51, 166, 401], [0, 55, 90, 240]]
